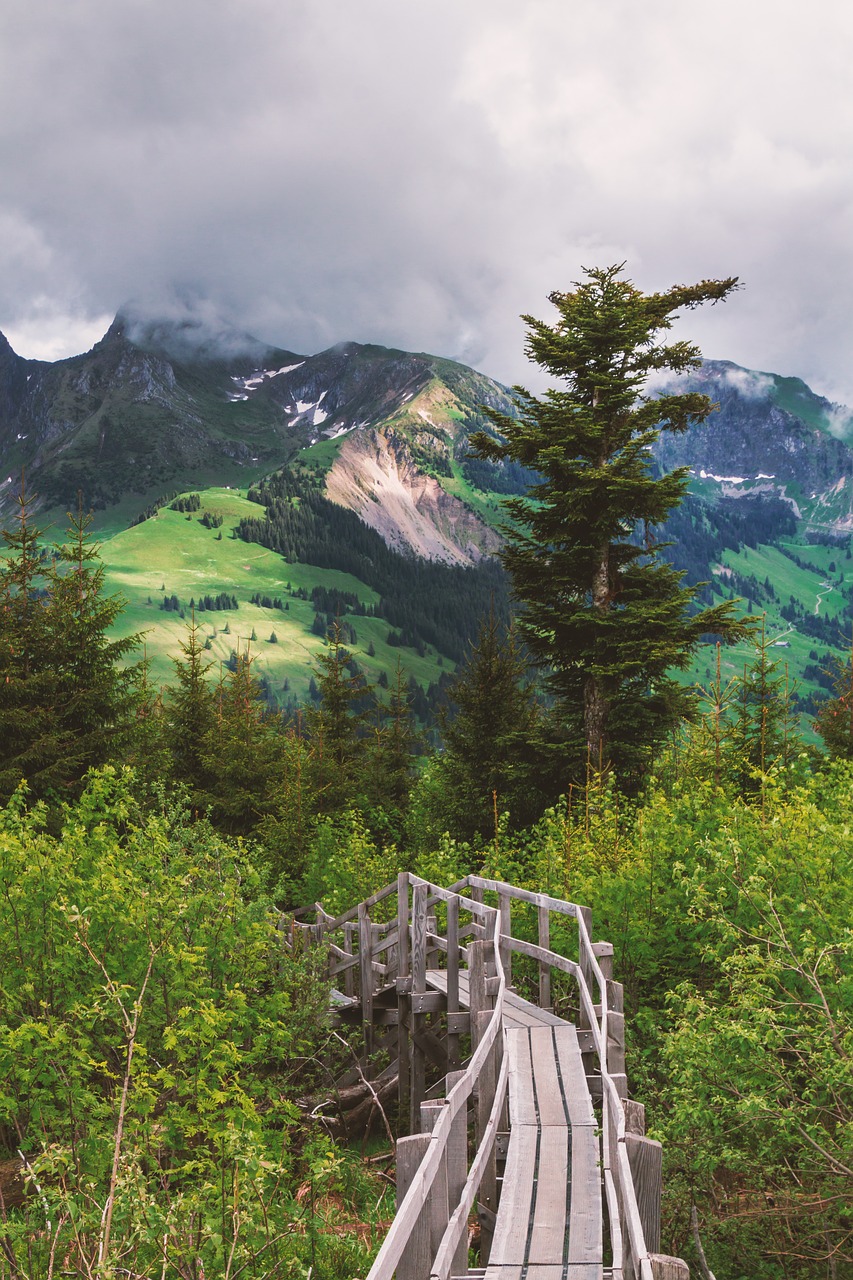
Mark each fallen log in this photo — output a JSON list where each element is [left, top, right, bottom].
[[0, 1157, 26, 1210], [301, 1061, 399, 1139]]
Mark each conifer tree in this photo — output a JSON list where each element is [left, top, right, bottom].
[[307, 623, 374, 813], [165, 613, 217, 801], [471, 264, 753, 783], [362, 659, 420, 837], [730, 617, 796, 794], [815, 637, 853, 759], [0, 494, 140, 801], [439, 612, 540, 839], [202, 647, 280, 833]]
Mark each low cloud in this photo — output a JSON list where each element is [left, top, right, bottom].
[[721, 367, 775, 400], [1, 2, 853, 400], [824, 404, 853, 441]]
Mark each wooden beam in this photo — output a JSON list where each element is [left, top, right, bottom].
[[359, 902, 373, 1060], [537, 899, 551, 1010], [395, 1133, 431, 1280], [397, 872, 411, 1136]]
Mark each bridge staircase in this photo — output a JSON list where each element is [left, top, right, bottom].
[[287, 874, 691, 1280]]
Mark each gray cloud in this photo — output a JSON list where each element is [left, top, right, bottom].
[[2, 0, 853, 403]]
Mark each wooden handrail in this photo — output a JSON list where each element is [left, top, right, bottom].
[[364, 894, 506, 1280]]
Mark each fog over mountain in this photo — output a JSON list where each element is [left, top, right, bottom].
[[2, 2, 853, 401]]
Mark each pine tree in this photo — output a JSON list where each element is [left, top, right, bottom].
[[201, 647, 280, 834], [361, 659, 420, 837], [815, 635, 853, 759], [307, 622, 374, 813], [470, 264, 753, 784], [0, 494, 140, 801], [164, 613, 217, 800], [439, 612, 541, 840], [730, 616, 797, 797]]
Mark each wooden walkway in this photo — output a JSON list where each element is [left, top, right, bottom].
[[290, 874, 689, 1280], [427, 971, 602, 1275], [487, 1026, 601, 1279]]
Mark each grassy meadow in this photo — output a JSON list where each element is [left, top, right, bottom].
[[97, 487, 448, 699]]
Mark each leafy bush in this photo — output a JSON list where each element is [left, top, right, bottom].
[[0, 768, 387, 1277]]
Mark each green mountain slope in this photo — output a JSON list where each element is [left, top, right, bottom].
[[5, 316, 853, 720], [100, 487, 457, 706]]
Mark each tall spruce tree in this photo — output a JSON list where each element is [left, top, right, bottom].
[[471, 264, 753, 783], [0, 495, 140, 801], [307, 623, 374, 814], [165, 612, 217, 802], [815, 638, 853, 760], [439, 612, 541, 840]]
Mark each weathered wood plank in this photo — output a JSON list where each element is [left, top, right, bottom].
[[494, 1028, 602, 1272], [425, 969, 566, 1029], [483, 1266, 602, 1279], [528, 1125, 570, 1263], [506, 1027, 537, 1127], [538, 898, 552, 1010], [568, 1123, 602, 1263], [489, 1120, 538, 1263], [553, 1025, 598, 1129], [395, 1132, 431, 1280]]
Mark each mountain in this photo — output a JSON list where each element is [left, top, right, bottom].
[[652, 360, 853, 535], [4, 315, 853, 716], [0, 314, 516, 566]]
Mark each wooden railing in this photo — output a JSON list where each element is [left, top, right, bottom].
[[289, 874, 687, 1280]]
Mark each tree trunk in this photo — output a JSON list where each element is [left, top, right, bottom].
[[584, 675, 608, 769], [584, 540, 611, 765]]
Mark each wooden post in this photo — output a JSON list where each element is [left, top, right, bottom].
[[577, 904, 593, 1030], [343, 921, 355, 999], [537, 898, 551, 1010], [592, 939, 614, 981], [411, 881, 428, 1131], [446, 893, 461, 1070], [498, 889, 512, 986], [396, 1132, 431, 1280], [649, 1256, 690, 1279], [358, 902, 373, 1060], [385, 918, 399, 983], [445, 1068, 469, 1279], [470, 881, 485, 937], [473, 1009, 497, 1265], [468, 938, 488, 1047], [420, 1099, 450, 1261], [606, 976, 626, 1084], [623, 1098, 646, 1135], [627, 1133, 662, 1255], [425, 912, 438, 970], [397, 873, 411, 1136]]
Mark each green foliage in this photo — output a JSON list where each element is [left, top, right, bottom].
[[306, 623, 375, 816], [471, 264, 753, 785], [163, 610, 217, 801], [301, 808, 401, 918], [0, 768, 393, 1279], [411, 754, 852, 1276], [200, 649, 281, 835]]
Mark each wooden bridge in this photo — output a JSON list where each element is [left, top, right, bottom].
[[289, 874, 691, 1280]]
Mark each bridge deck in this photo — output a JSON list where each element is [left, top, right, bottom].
[[424, 968, 565, 1028], [424, 971, 602, 1277], [486, 1026, 602, 1279]]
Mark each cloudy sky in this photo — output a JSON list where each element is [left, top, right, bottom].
[[2, 1, 852, 400]]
